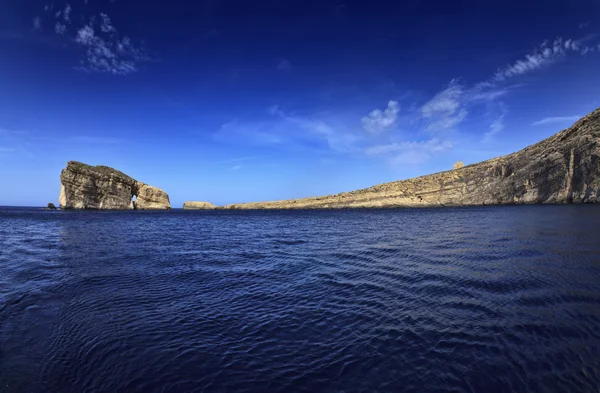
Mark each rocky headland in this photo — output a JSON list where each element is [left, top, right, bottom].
[[200, 107, 600, 209], [59, 161, 171, 210]]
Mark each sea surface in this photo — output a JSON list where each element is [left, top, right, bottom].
[[1, 206, 599, 393]]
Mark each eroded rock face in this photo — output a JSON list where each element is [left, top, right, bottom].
[[59, 161, 171, 210], [222, 107, 600, 209], [183, 201, 216, 210], [135, 183, 171, 210]]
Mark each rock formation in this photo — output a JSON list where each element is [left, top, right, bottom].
[[221, 107, 600, 209], [453, 161, 465, 170], [183, 201, 217, 210], [59, 161, 171, 210]]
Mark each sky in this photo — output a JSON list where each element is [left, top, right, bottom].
[[1, 0, 600, 207]]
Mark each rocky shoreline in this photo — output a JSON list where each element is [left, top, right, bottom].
[[58, 107, 600, 210], [185, 107, 600, 209]]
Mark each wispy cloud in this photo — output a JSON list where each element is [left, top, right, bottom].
[[73, 23, 148, 75], [361, 100, 400, 134], [493, 37, 588, 81], [416, 34, 598, 137], [55, 22, 67, 35], [579, 21, 590, 29], [218, 155, 266, 164], [421, 80, 468, 131], [230, 165, 242, 170], [215, 108, 359, 153], [531, 115, 581, 126], [40, 3, 149, 75], [0, 128, 36, 158], [55, 4, 72, 23], [483, 109, 507, 143], [366, 138, 453, 165]]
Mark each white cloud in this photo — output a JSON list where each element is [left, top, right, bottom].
[[421, 80, 468, 131], [72, 21, 148, 75], [0, 147, 16, 153], [277, 59, 292, 71], [531, 115, 581, 126], [579, 21, 590, 29], [33, 17, 42, 30], [45, 6, 149, 75], [361, 100, 400, 134], [230, 165, 242, 170], [366, 138, 453, 165], [75, 25, 95, 45], [493, 37, 585, 81]]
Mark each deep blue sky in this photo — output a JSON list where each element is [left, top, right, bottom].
[[1, 0, 600, 207]]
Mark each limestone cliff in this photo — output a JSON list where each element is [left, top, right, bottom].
[[183, 201, 217, 210], [221, 107, 600, 209], [59, 161, 171, 210]]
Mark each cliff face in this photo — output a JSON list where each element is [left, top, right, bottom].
[[59, 161, 171, 210], [222, 107, 600, 209]]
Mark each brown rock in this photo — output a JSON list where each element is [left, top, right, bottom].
[[59, 161, 171, 210], [183, 201, 216, 210]]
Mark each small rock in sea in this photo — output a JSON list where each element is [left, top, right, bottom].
[[47, 203, 57, 210]]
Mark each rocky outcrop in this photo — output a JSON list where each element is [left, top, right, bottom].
[[135, 184, 171, 210], [59, 161, 171, 210], [183, 201, 217, 210], [221, 107, 600, 209]]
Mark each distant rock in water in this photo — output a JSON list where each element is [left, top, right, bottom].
[[59, 161, 171, 210], [222, 107, 600, 209], [46, 203, 56, 210], [183, 201, 216, 210]]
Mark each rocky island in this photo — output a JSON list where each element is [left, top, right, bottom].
[[59, 161, 171, 210], [183, 201, 217, 210], [184, 106, 599, 209]]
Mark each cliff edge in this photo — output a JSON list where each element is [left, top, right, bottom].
[[59, 161, 171, 210], [221, 107, 600, 209]]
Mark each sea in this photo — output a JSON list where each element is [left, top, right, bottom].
[[1, 205, 599, 393]]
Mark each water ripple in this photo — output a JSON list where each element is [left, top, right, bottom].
[[1, 206, 600, 392]]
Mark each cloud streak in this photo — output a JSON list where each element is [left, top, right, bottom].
[[215, 108, 359, 153], [493, 37, 590, 81], [531, 115, 581, 126]]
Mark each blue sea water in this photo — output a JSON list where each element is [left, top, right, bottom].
[[1, 206, 599, 393]]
